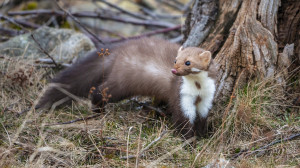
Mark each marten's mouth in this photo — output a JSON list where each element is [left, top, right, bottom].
[[171, 69, 189, 76], [171, 69, 177, 75]]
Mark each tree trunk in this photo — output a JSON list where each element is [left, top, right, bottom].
[[183, 0, 299, 103]]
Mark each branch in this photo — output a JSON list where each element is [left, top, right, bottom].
[[12, 18, 40, 29], [141, 7, 182, 19], [95, 0, 148, 20], [169, 34, 184, 43], [0, 14, 40, 29], [7, 9, 63, 16], [108, 25, 182, 43], [0, 27, 25, 36], [156, 0, 193, 12], [30, 33, 59, 68], [0, 14, 27, 30], [8, 10, 175, 28], [181, 0, 194, 13], [93, 27, 126, 39], [246, 133, 300, 157], [46, 114, 101, 126], [84, 12, 175, 28], [157, 0, 182, 11], [54, 0, 105, 45]]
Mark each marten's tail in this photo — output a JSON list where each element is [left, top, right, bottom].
[[35, 50, 115, 109]]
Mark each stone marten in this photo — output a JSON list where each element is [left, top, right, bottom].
[[36, 37, 217, 138]]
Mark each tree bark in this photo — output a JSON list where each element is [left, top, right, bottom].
[[184, 0, 299, 103], [214, 0, 281, 101], [277, 0, 300, 65], [183, 0, 218, 47]]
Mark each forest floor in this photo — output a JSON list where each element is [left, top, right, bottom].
[[0, 0, 300, 167], [0, 53, 299, 167]]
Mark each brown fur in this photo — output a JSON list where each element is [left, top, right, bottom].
[[36, 38, 217, 139], [90, 38, 180, 107], [195, 82, 201, 89], [194, 96, 202, 106]]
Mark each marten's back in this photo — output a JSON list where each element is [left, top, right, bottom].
[[106, 38, 180, 101]]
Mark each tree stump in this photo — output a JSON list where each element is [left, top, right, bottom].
[[183, 0, 299, 103]]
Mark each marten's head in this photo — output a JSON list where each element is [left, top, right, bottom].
[[171, 47, 212, 76]]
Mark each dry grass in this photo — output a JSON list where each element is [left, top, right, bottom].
[[0, 56, 299, 167]]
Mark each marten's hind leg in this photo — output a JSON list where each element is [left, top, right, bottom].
[[91, 81, 129, 112]]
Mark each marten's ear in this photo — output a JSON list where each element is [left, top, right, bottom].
[[178, 46, 184, 52], [199, 51, 211, 64]]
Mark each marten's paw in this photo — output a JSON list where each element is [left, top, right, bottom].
[[91, 104, 105, 113]]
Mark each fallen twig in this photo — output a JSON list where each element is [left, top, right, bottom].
[[231, 132, 300, 160], [246, 132, 300, 157], [34, 58, 71, 68], [131, 100, 166, 117], [120, 130, 167, 160], [16, 108, 31, 116], [98, 146, 133, 154], [46, 114, 101, 126], [147, 136, 196, 167], [33, 64, 71, 68], [30, 33, 59, 68], [35, 58, 59, 64], [138, 130, 167, 155]]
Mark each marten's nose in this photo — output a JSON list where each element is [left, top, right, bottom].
[[171, 69, 177, 74]]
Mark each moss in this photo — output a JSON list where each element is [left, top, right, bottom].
[[9, 24, 22, 30], [61, 21, 72, 29], [235, 147, 241, 153], [22, 2, 38, 11]]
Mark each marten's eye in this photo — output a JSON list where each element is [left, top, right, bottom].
[[174, 60, 177, 64], [185, 61, 191, 66]]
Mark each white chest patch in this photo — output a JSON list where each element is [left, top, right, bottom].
[[179, 71, 215, 124]]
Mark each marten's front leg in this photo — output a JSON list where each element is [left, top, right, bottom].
[[193, 115, 207, 137], [168, 106, 195, 139]]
